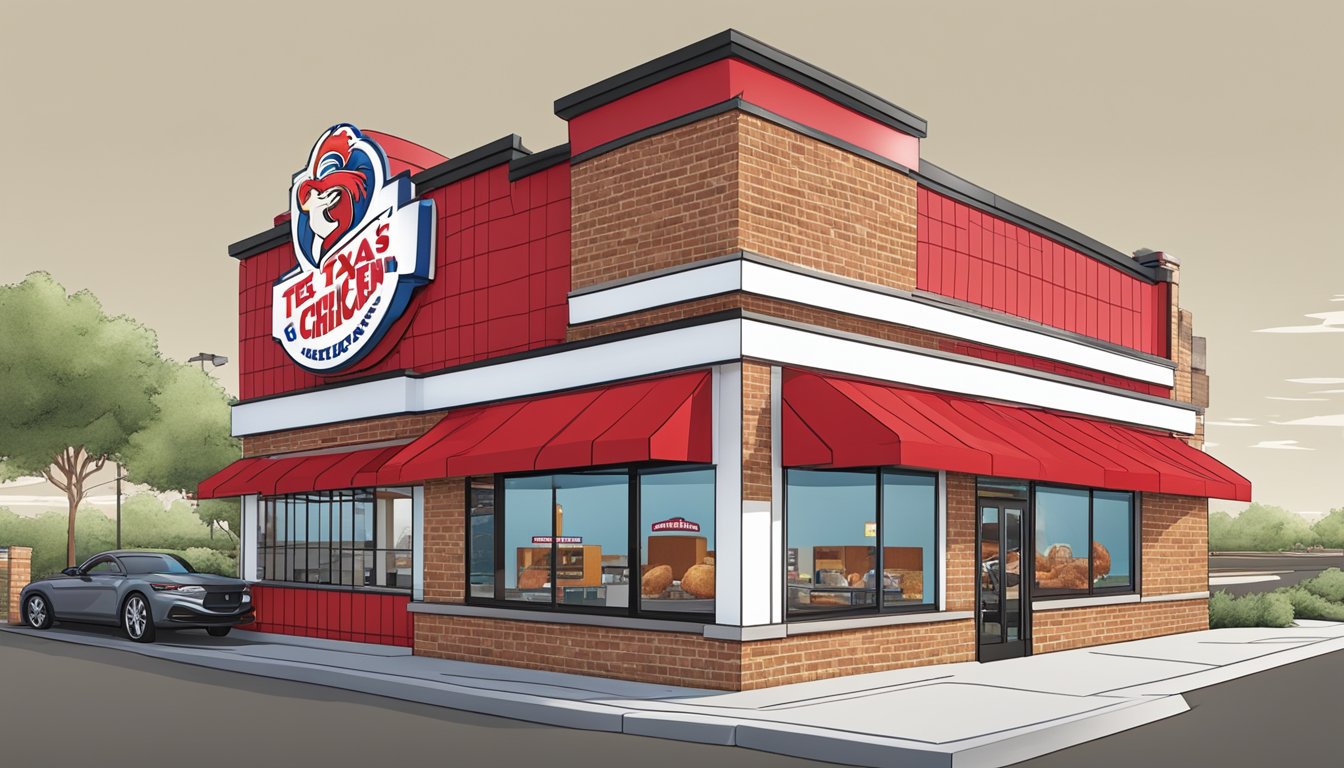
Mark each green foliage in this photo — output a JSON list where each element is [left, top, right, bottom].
[[178, 547, 238, 577], [1208, 590, 1295, 628], [0, 273, 167, 479], [0, 506, 116, 580], [1298, 568, 1344, 603], [1312, 509, 1344, 549], [1280, 586, 1344, 622], [196, 499, 241, 541], [119, 493, 234, 553], [122, 363, 239, 493], [1207, 503, 1319, 552], [0, 496, 234, 580]]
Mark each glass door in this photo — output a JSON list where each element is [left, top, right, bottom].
[[977, 499, 1028, 661]]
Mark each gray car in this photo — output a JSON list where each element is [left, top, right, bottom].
[[19, 550, 254, 643]]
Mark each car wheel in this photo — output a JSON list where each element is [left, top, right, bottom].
[[206, 626, 231, 638], [122, 593, 156, 643], [24, 594, 54, 630]]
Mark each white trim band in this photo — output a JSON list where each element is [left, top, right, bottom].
[[1143, 590, 1211, 603], [569, 255, 1175, 387], [232, 318, 1197, 436]]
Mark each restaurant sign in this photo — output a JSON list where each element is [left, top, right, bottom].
[[273, 123, 436, 373], [651, 517, 701, 533]]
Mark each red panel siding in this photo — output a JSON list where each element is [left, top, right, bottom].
[[917, 188, 1168, 357], [568, 58, 920, 169], [248, 584, 412, 647], [238, 163, 571, 400]]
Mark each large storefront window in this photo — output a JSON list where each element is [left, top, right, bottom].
[[639, 467, 716, 613], [471, 466, 715, 618], [258, 488, 415, 590], [1033, 486, 1135, 596], [786, 468, 939, 618]]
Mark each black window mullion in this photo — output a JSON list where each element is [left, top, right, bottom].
[[1087, 491, 1095, 596], [875, 471, 883, 615], [629, 468, 639, 618]]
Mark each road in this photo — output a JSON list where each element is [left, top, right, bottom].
[[1209, 551, 1344, 596], [0, 627, 1340, 768]]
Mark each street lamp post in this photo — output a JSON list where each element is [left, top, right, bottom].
[[187, 352, 229, 373], [84, 464, 129, 549]]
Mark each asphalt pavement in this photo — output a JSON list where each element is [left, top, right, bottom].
[[0, 628, 833, 768], [2, 624, 1342, 768], [1209, 552, 1344, 596]]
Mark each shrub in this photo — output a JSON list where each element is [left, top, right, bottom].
[[1281, 586, 1344, 622], [1208, 590, 1294, 628], [179, 547, 238, 577], [1298, 568, 1344, 604]]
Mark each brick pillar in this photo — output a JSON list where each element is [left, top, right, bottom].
[[422, 479, 466, 604], [3, 546, 32, 624]]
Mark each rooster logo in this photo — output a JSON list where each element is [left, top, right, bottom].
[[290, 124, 384, 270], [274, 123, 436, 374]]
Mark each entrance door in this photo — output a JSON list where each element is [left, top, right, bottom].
[[977, 499, 1028, 661]]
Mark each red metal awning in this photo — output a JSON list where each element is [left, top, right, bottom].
[[376, 370, 713, 484], [782, 370, 1250, 501], [195, 445, 402, 499]]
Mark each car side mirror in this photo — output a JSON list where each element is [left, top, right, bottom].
[[61, 567, 81, 577]]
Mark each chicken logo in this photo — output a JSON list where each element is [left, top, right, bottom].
[[273, 124, 436, 373]]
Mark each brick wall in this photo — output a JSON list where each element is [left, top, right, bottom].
[[415, 613, 744, 689], [422, 479, 466, 603], [1032, 599, 1207, 654], [570, 112, 741, 291], [414, 612, 976, 691], [570, 110, 918, 295], [740, 619, 975, 688], [2, 546, 32, 625], [1142, 493, 1209, 596], [739, 114, 918, 291], [742, 362, 772, 503], [242, 413, 441, 457], [945, 474, 978, 613]]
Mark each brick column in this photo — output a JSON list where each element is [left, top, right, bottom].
[[4, 547, 32, 624]]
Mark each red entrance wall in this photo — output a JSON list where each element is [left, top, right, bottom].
[[248, 584, 413, 647]]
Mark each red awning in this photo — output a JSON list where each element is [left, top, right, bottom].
[[195, 445, 402, 499], [377, 371, 713, 484], [782, 370, 1250, 501]]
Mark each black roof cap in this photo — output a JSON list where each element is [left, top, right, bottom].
[[554, 29, 928, 139]]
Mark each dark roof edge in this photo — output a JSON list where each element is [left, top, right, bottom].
[[509, 142, 570, 181], [915, 160, 1164, 283], [228, 134, 532, 261], [554, 29, 928, 139]]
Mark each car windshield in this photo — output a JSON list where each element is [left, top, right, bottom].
[[120, 554, 195, 575]]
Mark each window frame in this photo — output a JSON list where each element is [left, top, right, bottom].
[[255, 487, 415, 594], [783, 466, 942, 623], [465, 463, 717, 622], [1030, 482, 1140, 600]]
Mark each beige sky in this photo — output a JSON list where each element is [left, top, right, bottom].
[[2, 1, 1341, 514]]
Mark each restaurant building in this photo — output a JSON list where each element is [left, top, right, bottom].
[[200, 30, 1250, 690]]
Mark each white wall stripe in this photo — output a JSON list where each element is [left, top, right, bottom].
[[569, 256, 1174, 387], [232, 318, 1196, 437], [740, 320, 1197, 434]]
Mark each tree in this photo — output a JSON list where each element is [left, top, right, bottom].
[[0, 273, 169, 566], [121, 363, 240, 538], [1312, 508, 1344, 549]]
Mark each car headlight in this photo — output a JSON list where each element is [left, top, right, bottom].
[[151, 584, 206, 597]]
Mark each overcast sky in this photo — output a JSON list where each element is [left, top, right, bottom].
[[2, 1, 1340, 514]]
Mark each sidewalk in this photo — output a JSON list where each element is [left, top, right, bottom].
[[6, 620, 1344, 768]]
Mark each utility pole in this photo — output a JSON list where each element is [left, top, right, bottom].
[[116, 462, 122, 549]]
